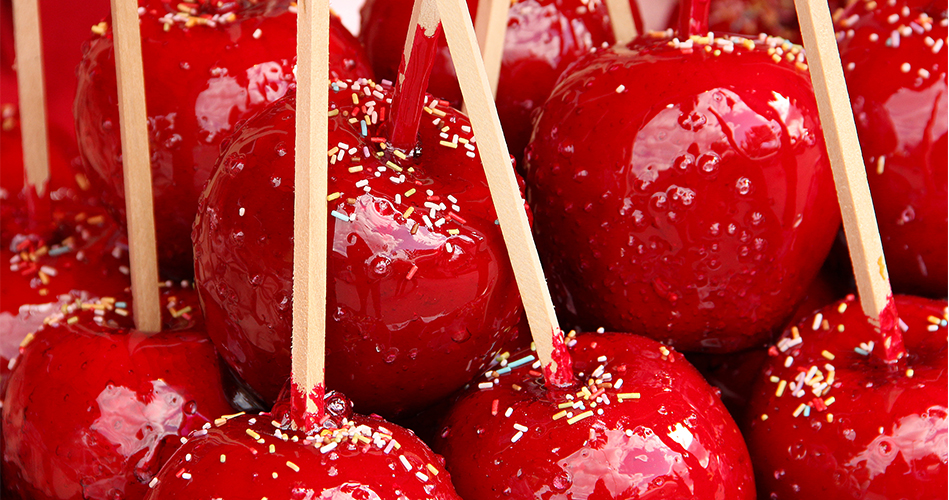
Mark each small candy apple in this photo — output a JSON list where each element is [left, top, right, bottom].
[[745, 294, 947, 498], [75, 1, 373, 278], [434, 332, 755, 498], [836, 0, 947, 297]]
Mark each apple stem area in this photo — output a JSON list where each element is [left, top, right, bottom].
[[388, 2, 442, 151], [678, 0, 711, 38]]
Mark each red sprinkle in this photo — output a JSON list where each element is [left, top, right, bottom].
[[491, 399, 499, 416]]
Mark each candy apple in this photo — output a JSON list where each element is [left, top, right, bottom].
[[193, 79, 522, 418], [144, 390, 461, 499], [359, 0, 616, 161], [74, 1, 373, 278], [434, 331, 755, 498], [524, 14, 841, 352], [836, 0, 947, 298], [1, 284, 235, 500], [745, 294, 948, 498]]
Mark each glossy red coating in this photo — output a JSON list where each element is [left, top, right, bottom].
[[1, 286, 235, 500], [74, 1, 373, 278], [193, 80, 522, 418], [435, 332, 755, 499], [1, 210, 130, 395], [745, 294, 948, 499], [524, 33, 841, 352], [359, 0, 615, 162], [836, 0, 948, 298], [665, 0, 804, 43], [144, 399, 461, 500]]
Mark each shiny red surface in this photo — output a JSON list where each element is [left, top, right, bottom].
[[1, 286, 235, 500], [74, 2, 373, 278], [193, 81, 522, 418], [359, 0, 615, 162], [836, 0, 948, 298], [745, 295, 948, 498], [524, 34, 841, 352], [144, 397, 461, 499], [0, 211, 130, 395], [435, 332, 755, 499]]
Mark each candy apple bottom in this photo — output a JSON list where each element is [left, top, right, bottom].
[[1, 288, 235, 500], [835, 0, 948, 298], [359, 0, 614, 163], [745, 295, 948, 499], [434, 332, 755, 499], [75, 5, 372, 279], [193, 80, 521, 418], [524, 33, 840, 353], [145, 391, 461, 499]]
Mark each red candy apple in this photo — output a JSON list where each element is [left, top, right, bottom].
[[745, 295, 948, 498], [524, 23, 841, 352], [360, 0, 616, 161], [75, 1, 373, 278], [144, 391, 460, 499], [193, 79, 522, 418], [1, 285, 235, 500], [434, 332, 755, 498], [836, 0, 947, 298]]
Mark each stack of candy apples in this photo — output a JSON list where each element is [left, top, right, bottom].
[[1, 0, 944, 498]]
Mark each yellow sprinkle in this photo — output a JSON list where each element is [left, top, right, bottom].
[[439, 140, 458, 148], [558, 402, 574, 409], [838, 303, 848, 313], [567, 410, 594, 425], [91, 21, 108, 35], [272, 472, 278, 479], [776, 380, 787, 397], [430, 107, 446, 117], [792, 404, 807, 417], [386, 161, 403, 172], [760, 414, 768, 421], [269, 444, 276, 453], [327, 147, 339, 157], [404, 188, 417, 197], [348, 165, 363, 173], [928, 315, 941, 324], [286, 461, 300, 472], [220, 454, 226, 463], [19, 332, 34, 349], [327, 192, 342, 201], [769, 375, 780, 383], [791, 326, 800, 339], [423, 106, 434, 114], [215, 418, 228, 426], [403, 207, 414, 218], [426, 464, 439, 475], [67, 316, 79, 325], [826, 413, 834, 423], [616, 392, 641, 401], [441, 126, 450, 132], [328, 109, 339, 117], [824, 396, 835, 406], [246, 429, 261, 440], [906, 368, 914, 378], [352, 93, 359, 104], [393, 150, 407, 160], [172, 306, 192, 318], [348, 117, 359, 124], [447, 229, 460, 235], [552, 410, 568, 420], [115, 309, 129, 317], [821, 350, 835, 360]]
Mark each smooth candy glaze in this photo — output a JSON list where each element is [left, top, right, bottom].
[[836, 0, 948, 298], [359, 0, 615, 161], [144, 402, 461, 499], [1, 286, 235, 500], [435, 332, 755, 499], [193, 80, 522, 417], [74, 1, 373, 278], [745, 295, 948, 498], [524, 33, 841, 352]]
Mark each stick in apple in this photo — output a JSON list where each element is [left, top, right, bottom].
[[605, 0, 638, 42], [290, 0, 330, 432], [793, 0, 904, 362], [110, 0, 161, 332], [473, 0, 506, 98], [389, 0, 442, 151]]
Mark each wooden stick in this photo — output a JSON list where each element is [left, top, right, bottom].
[[435, 0, 574, 387], [605, 0, 638, 43], [110, 0, 161, 333], [473, 0, 506, 97], [11, 0, 50, 199], [290, 0, 330, 432], [793, 0, 904, 362], [388, 0, 442, 150]]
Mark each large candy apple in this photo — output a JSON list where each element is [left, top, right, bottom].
[[525, 26, 841, 352], [435, 332, 756, 498], [745, 294, 947, 498], [193, 79, 521, 418], [1, 285, 235, 500], [75, 0, 372, 278], [836, 0, 947, 297]]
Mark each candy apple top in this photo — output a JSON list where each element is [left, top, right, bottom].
[[359, 0, 615, 161], [434, 331, 755, 499], [665, 0, 803, 43], [1, 285, 235, 500], [745, 294, 948, 499], [74, 1, 373, 279], [144, 391, 461, 499], [524, 32, 841, 352], [193, 79, 522, 418], [835, 0, 948, 298]]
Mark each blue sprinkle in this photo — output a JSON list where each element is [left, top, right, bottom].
[[361, 120, 368, 137], [48, 246, 71, 256], [803, 406, 811, 417], [115, 302, 127, 309], [331, 83, 339, 92], [331, 210, 351, 222], [495, 367, 511, 376], [507, 355, 536, 369]]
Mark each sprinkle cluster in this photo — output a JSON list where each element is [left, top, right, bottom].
[[644, 30, 809, 72]]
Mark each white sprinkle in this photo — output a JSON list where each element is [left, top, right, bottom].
[[253, 28, 262, 38], [415, 471, 429, 482], [395, 194, 401, 205], [399, 455, 413, 472], [445, 242, 453, 253], [239, 207, 245, 217], [785, 356, 794, 368], [447, 195, 458, 203], [812, 313, 823, 330], [614, 378, 623, 390], [478, 382, 494, 390], [513, 423, 529, 432], [615, 84, 626, 93], [320, 442, 338, 454], [900, 62, 911, 73], [504, 407, 514, 417], [511, 431, 524, 443], [355, 179, 369, 188], [181, 472, 192, 480], [185, 453, 192, 462], [149, 478, 159, 488], [383, 439, 396, 454], [887, 13, 900, 23], [933, 38, 944, 53]]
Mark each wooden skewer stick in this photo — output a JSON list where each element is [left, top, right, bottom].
[[389, 0, 442, 150], [110, 0, 161, 333], [435, 0, 574, 387], [605, 0, 638, 43], [290, 0, 330, 432], [793, 0, 904, 362], [473, 0, 506, 97], [11, 0, 50, 202]]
